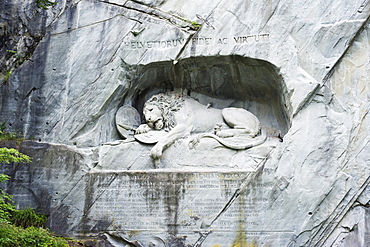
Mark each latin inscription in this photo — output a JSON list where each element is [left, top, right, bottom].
[[123, 33, 270, 50], [90, 172, 273, 232]]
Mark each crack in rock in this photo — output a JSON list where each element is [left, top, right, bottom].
[[99, 0, 199, 32], [193, 155, 270, 245]]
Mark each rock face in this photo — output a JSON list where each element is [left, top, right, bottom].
[[0, 0, 369, 246]]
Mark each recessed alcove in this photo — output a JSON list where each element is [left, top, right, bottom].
[[126, 55, 291, 136]]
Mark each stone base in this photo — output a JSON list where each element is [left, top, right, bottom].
[[98, 136, 280, 171], [50, 170, 293, 246], [1, 141, 369, 247]]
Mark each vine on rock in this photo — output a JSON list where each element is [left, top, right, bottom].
[[36, 0, 57, 10]]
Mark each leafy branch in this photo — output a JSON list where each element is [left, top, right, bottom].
[[0, 148, 31, 164], [36, 0, 57, 10], [0, 146, 31, 224]]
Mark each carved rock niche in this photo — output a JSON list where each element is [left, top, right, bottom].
[[130, 55, 290, 136], [114, 55, 291, 170]]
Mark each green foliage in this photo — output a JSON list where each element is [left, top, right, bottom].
[[6, 50, 28, 62], [0, 148, 30, 224], [0, 164, 15, 225], [2, 70, 12, 82], [0, 130, 20, 141], [3, 49, 33, 83], [0, 174, 15, 224], [0, 189, 15, 224], [11, 208, 47, 228], [0, 223, 68, 247], [191, 21, 201, 29], [0, 122, 5, 133], [0, 133, 31, 223], [36, 0, 57, 9], [0, 148, 31, 164], [0, 129, 67, 246], [0, 174, 10, 183], [0, 154, 66, 246], [0, 122, 23, 141]]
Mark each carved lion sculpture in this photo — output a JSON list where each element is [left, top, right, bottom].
[[135, 92, 266, 163]]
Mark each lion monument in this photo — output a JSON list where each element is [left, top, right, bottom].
[[134, 91, 266, 164]]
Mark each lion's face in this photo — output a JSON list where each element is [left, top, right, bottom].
[[143, 104, 164, 130]]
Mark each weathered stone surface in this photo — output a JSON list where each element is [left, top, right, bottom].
[[0, 0, 369, 246]]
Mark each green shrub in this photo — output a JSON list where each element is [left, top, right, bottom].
[[0, 129, 68, 246], [36, 0, 57, 9], [11, 208, 47, 228], [0, 131, 20, 141], [2, 70, 12, 82], [0, 223, 68, 247], [0, 148, 31, 164], [0, 144, 31, 224], [0, 188, 14, 224], [0, 174, 15, 224], [0, 122, 24, 141]]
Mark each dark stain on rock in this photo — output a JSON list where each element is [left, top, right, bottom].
[[47, 203, 71, 236]]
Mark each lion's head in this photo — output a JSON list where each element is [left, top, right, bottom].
[[143, 92, 187, 131]]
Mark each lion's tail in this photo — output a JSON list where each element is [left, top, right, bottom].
[[198, 129, 267, 150]]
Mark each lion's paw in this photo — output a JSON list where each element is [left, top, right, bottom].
[[216, 130, 235, 138], [188, 135, 201, 149], [150, 144, 163, 159], [135, 124, 151, 134]]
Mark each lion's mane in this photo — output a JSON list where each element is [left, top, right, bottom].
[[144, 92, 188, 131]]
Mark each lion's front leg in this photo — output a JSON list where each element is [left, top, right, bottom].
[[135, 124, 152, 134], [150, 123, 192, 160], [150, 141, 165, 160]]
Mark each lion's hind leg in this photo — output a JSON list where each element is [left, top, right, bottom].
[[221, 107, 261, 137], [215, 127, 253, 138]]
